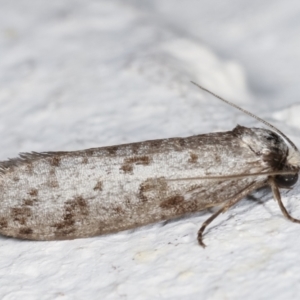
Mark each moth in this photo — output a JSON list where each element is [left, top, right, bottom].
[[0, 82, 299, 247]]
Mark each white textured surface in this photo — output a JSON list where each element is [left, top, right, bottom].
[[1, 1, 300, 299]]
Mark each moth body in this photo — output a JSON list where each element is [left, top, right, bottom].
[[0, 125, 297, 241]]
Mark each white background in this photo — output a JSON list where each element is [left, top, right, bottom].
[[1, 1, 300, 299]]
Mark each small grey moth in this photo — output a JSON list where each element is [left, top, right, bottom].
[[0, 82, 299, 247]]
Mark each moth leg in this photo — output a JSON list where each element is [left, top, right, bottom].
[[269, 178, 300, 223], [198, 181, 267, 248], [197, 198, 241, 248], [198, 207, 224, 248]]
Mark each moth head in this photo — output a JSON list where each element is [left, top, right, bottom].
[[235, 126, 288, 165], [260, 130, 300, 187], [235, 126, 300, 187], [260, 131, 300, 188], [191, 83, 300, 189], [253, 132, 300, 188]]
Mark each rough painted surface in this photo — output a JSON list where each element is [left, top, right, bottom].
[[1, 1, 300, 299]]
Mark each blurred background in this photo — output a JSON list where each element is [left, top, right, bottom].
[[1, 0, 300, 157], [1, 1, 300, 299], [129, 0, 300, 105]]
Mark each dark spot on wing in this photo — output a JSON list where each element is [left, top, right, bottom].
[[139, 181, 155, 192], [120, 156, 151, 174], [138, 177, 168, 202], [19, 227, 33, 235], [55, 217, 75, 231], [93, 181, 103, 191], [150, 140, 163, 149], [138, 181, 155, 202], [82, 157, 88, 164], [28, 188, 38, 197], [49, 156, 61, 167], [53, 196, 89, 238], [125, 156, 150, 165], [178, 139, 186, 147], [120, 164, 133, 174], [0, 218, 8, 228], [113, 206, 124, 214], [69, 196, 88, 212], [160, 195, 199, 216], [214, 153, 221, 163], [23, 199, 35, 206], [130, 143, 141, 154], [11, 207, 32, 225], [85, 149, 95, 156], [181, 200, 198, 215], [188, 152, 198, 163], [107, 146, 118, 156], [160, 195, 184, 208], [13, 176, 20, 182]]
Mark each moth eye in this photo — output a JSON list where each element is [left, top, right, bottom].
[[266, 132, 278, 142], [274, 174, 298, 188]]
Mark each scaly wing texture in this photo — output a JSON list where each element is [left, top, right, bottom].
[[0, 126, 284, 240]]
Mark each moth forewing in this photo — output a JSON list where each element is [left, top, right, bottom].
[[0, 83, 300, 247]]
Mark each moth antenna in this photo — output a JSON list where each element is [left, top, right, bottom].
[[191, 81, 298, 151]]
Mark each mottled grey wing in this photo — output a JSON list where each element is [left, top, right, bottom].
[[0, 125, 287, 240]]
